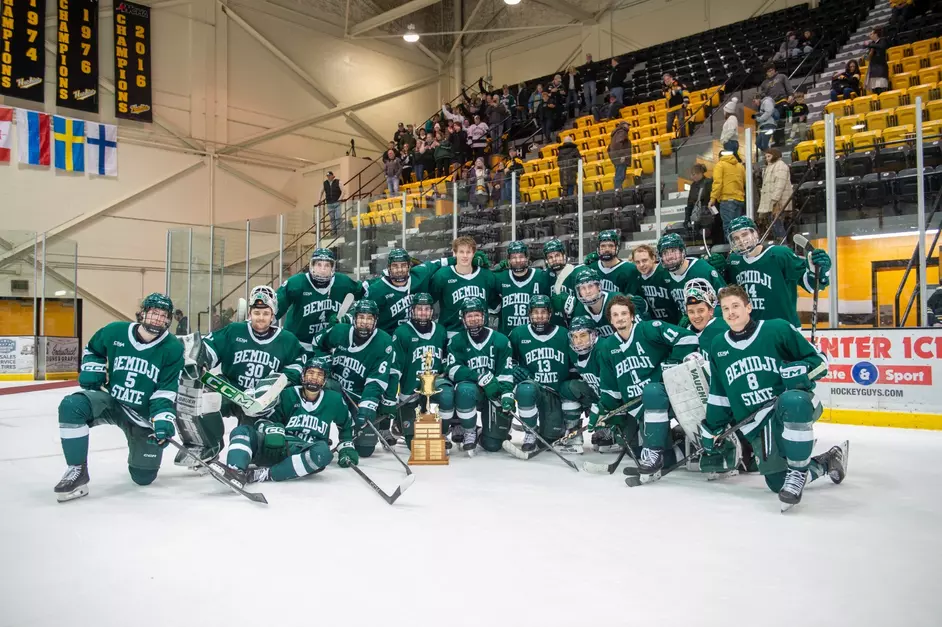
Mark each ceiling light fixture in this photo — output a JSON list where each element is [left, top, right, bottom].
[[403, 24, 419, 43], [504, 0, 522, 5], [851, 229, 938, 241]]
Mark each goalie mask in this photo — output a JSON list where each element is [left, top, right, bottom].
[[527, 294, 552, 334], [507, 240, 530, 275], [410, 292, 434, 333], [568, 316, 598, 356], [728, 216, 760, 256], [302, 356, 331, 396], [657, 234, 687, 272], [309, 248, 336, 288], [248, 286, 277, 334], [138, 293, 173, 335], [597, 230, 620, 262], [574, 267, 603, 307], [459, 296, 487, 339], [387, 248, 412, 286], [352, 300, 379, 339], [543, 239, 567, 273], [684, 278, 717, 332]]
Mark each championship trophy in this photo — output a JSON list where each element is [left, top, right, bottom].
[[408, 348, 449, 465]]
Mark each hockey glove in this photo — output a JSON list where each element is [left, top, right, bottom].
[[501, 394, 516, 414], [356, 404, 377, 429], [810, 248, 831, 277], [379, 398, 399, 417], [337, 442, 359, 468], [706, 252, 727, 273], [259, 422, 287, 455], [511, 365, 531, 385], [630, 295, 649, 318], [552, 292, 576, 317], [677, 315, 690, 329], [493, 259, 510, 272], [78, 371, 107, 391], [699, 422, 726, 454], [151, 413, 176, 447], [328, 313, 353, 325], [780, 361, 812, 391], [472, 251, 491, 269], [409, 256, 422, 268], [479, 372, 502, 402], [583, 252, 599, 265]]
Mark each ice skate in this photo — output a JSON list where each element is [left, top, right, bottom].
[[638, 447, 664, 475], [814, 440, 849, 484], [779, 469, 808, 512], [246, 467, 271, 484], [555, 419, 585, 455], [591, 427, 623, 454], [379, 429, 397, 447], [54, 464, 89, 503], [462, 426, 478, 457], [174, 445, 217, 475], [209, 461, 247, 489], [521, 431, 538, 453]]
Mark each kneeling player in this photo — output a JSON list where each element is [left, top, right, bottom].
[[509, 295, 571, 452], [557, 316, 603, 454], [55, 294, 184, 501], [445, 297, 515, 454], [216, 357, 356, 484], [701, 285, 847, 510], [387, 293, 455, 449]]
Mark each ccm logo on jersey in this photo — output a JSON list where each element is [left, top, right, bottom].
[[236, 337, 248, 343], [113, 341, 125, 347], [717, 351, 729, 357]]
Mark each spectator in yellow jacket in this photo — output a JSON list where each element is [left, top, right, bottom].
[[709, 151, 746, 241]]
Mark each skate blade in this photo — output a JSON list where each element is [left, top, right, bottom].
[[554, 445, 584, 455], [706, 469, 740, 481], [56, 485, 89, 503], [831, 440, 850, 484], [780, 501, 799, 513]]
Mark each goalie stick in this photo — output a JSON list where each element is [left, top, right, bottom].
[[582, 425, 638, 475], [792, 233, 820, 344], [165, 439, 268, 504], [337, 293, 355, 320], [553, 263, 575, 295], [199, 371, 289, 416]]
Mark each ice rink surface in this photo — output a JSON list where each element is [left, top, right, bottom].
[[2, 387, 942, 627]]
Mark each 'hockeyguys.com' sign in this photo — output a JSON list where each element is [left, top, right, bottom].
[[806, 328, 942, 413]]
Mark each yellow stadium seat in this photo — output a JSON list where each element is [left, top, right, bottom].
[[838, 114, 866, 136], [930, 51, 942, 68], [793, 140, 822, 161], [653, 99, 667, 112], [865, 109, 894, 132], [906, 83, 935, 105], [934, 37, 942, 51], [540, 144, 560, 159], [928, 100, 942, 121], [879, 89, 906, 110], [892, 72, 915, 91], [523, 159, 541, 173], [912, 41, 932, 60], [923, 119, 942, 140], [559, 128, 580, 142], [522, 186, 542, 203], [541, 156, 557, 170], [583, 176, 603, 193], [809, 120, 827, 141], [575, 115, 595, 128], [520, 172, 539, 189], [636, 150, 656, 175], [851, 130, 882, 152], [600, 160, 615, 176], [582, 149, 601, 163], [654, 133, 673, 157], [887, 45, 908, 64], [577, 139, 592, 152], [543, 185, 561, 200], [824, 100, 850, 117], [882, 125, 913, 146], [546, 169, 561, 185], [852, 94, 878, 116], [901, 57, 923, 75], [895, 104, 918, 126], [636, 137, 656, 153], [918, 67, 941, 85]]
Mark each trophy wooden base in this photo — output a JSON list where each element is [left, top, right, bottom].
[[407, 412, 449, 466]]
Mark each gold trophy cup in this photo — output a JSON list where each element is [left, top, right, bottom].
[[408, 348, 449, 465]]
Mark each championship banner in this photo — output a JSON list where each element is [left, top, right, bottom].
[[0, 0, 47, 103], [0, 336, 36, 380], [56, 0, 99, 113], [114, 1, 152, 122], [807, 328, 942, 414]]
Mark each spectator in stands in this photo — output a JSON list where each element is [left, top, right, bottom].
[[662, 73, 690, 138], [398, 124, 415, 151], [720, 97, 740, 156], [757, 148, 790, 241], [393, 122, 408, 147], [502, 146, 525, 202], [772, 31, 800, 62], [596, 94, 620, 122], [425, 114, 439, 135], [758, 64, 793, 118], [608, 57, 628, 105], [486, 95, 508, 153], [467, 157, 490, 210], [608, 121, 632, 190], [565, 66, 582, 118], [468, 114, 489, 160], [442, 101, 465, 126], [174, 309, 188, 335], [788, 91, 809, 142], [684, 164, 713, 233], [529, 84, 544, 116], [890, 0, 916, 26], [538, 91, 560, 144], [414, 139, 431, 183], [753, 94, 778, 152], [864, 28, 889, 96], [400, 145, 414, 185], [515, 83, 530, 123], [452, 121, 470, 168], [319, 171, 343, 235], [581, 54, 598, 113], [557, 136, 582, 197], [382, 141, 397, 162], [500, 85, 516, 134], [709, 149, 746, 240], [799, 30, 814, 55], [384, 149, 402, 196], [434, 132, 453, 177], [830, 60, 861, 102]]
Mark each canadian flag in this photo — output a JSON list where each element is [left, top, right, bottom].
[[0, 106, 12, 163]]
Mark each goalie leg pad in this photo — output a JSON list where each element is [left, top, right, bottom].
[[537, 391, 565, 441], [663, 359, 710, 443]]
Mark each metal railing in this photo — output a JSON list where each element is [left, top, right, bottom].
[[895, 182, 942, 326]]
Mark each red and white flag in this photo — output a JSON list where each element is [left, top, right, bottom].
[[0, 106, 12, 163]]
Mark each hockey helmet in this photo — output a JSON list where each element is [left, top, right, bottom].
[[683, 278, 718, 309], [527, 294, 553, 333], [387, 248, 412, 284], [352, 299, 379, 338], [597, 230, 620, 261], [309, 248, 336, 287], [507, 240, 530, 273], [248, 285, 278, 317], [657, 233, 687, 272], [728, 216, 760, 255], [302, 355, 332, 394], [410, 292, 435, 325], [139, 293, 173, 335], [459, 296, 487, 335], [542, 239, 567, 272], [568, 316, 598, 355], [573, 267, 603, 307]]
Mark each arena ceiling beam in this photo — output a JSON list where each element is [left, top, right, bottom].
[[216, 162, 298, 207], [348, 0, 445, 37], [535, 0, 597, 23]]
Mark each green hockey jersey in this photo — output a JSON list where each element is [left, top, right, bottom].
[[568, 348, 602, 397], [276, 272, 364, 349], [312, 323, 393, 410], [591, 258, 641, 295], [79, 322, 185, 428], [269, 386, 353, 446], [509, 324, 571, 388], [495, 268, 552, 336], [389, 321, 448, 398], [547, 264, 581, 295], [203, 321, 305, 391], [598, 320, 699, 407], [445, 328, 514, 392], [688, 316, 729, 362], [364, 257, 452, 334], [666, 258, 726, 314], [705, 319, 828, 428], [639, 264, 681, 323], [570, 291, 619, 337], [726, 245, 817, 327], [428, 266, 499, 333]]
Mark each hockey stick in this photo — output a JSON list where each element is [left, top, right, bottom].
[[165, 439, 268, 504], [199, 372, 265, 415], [237, 298, 247, 322], [347, 462, 415, 505], [582, 425, 638, 475], [337, 293, 355, 319], [559, 397, 641, 448], [554, 263, 575, 295], [503, 409, 580, 472], [338, 387, 414, 477], [792, 234, 819, 344]]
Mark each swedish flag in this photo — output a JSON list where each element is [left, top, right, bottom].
[[53, 116, 85, 172]]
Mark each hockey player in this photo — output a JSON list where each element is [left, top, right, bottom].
[[445, 297, 516, 453], [429, 236, 499, 337], [542, 238, 580, 296], [632, 244, 681, 323], [702, 285, 847, 510], [683, 278, 728, 361], [363, 247, 457, 334], [276, 248, 364, 351], [386, 293, 455, 450], [493, 241, 552, 336], [175, 286, 305, 469], [657, 233, 726, 316], [560, 267, 648, 337], [556, 316, 602, 454], [710, 216, 831, 327], [55, 293, 185, 502], [508, 295, 572, 452], [594, 295, 699, 475], [312, 299, 394, 458], [215, 356, 357, 485], [582, 229, 642, 295]]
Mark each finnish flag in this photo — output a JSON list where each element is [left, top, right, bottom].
[[86, 122, 118, 177]]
